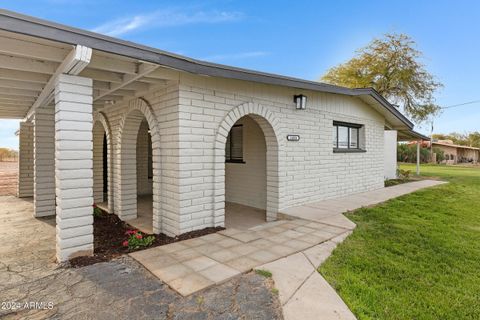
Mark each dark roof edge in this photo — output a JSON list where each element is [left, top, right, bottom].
[[398, 130, 430, 141], [0, 9, 413, 128], [351, 88, 413, 128]]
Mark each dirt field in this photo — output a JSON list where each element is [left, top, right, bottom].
[[0, 161, 18, 196]]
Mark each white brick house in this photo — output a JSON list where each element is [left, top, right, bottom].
[[0, 10, 426, 262]]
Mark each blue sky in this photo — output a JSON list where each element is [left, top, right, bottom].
[[1, 0, 479, 149]]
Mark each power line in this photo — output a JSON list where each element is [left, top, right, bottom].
[[441, 99, 480, 109]]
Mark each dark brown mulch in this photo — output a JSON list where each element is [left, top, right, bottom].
[[69, 211, 224, 268]]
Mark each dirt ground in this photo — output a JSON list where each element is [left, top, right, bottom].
[[0, 161, 18, 196]]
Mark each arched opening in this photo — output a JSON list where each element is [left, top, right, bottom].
[[220, 112, 280, 230], [93, 118, 111, 212], [225, 115, 266, 228], [117, 100, 161, 234], [132, 119, 154, 233]]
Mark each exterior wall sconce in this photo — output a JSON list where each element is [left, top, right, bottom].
[[294, 94, 307, 110]]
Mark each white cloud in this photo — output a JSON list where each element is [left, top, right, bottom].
[[92, 9, 243, 37], [201, 51, 269, 62]]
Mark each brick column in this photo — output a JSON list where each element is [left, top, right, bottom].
[[17, 122, 33, 198], [55, 74, 94, 262], [33, 106, 55, 217]]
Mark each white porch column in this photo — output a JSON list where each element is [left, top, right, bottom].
[[384, 130, 398, 179], [17, 122, 34, 198], [55, 74, 94, 262], [416, 141, 421, 175], [33, 106, 55, 217]]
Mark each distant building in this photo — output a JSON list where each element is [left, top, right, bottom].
[[428, 140, 479, 164]]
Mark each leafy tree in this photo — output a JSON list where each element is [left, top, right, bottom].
[[468, 132, 480, 148], [0, 148, 18, 161], [432, 131, 480, 148], [397, 143, 444, 163], [321, 33, 443, 123]]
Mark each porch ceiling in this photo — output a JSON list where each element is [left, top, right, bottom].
[[0, 29, 177, 119]]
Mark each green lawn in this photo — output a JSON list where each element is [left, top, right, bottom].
[[320, 164, 480, 320]]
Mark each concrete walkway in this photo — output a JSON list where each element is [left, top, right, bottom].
[[279, 180, 446, 226], [131, 180, 446, 302], [257, 232, 355, 320], [256, 180, 446, 320], [130, 219, 352, 296]]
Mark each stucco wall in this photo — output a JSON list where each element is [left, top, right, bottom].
[[384, 130, 398, 179], [225, 116, 267, 209]]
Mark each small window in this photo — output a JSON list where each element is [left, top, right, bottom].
[[333, 121, 363, 152], [226, 125, 244, 163]]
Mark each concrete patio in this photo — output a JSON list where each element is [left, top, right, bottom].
[[0, 194, 283, 319], [124, 197, 268, 235], [130, 219, 352, 296], [130, 179, 446, 320]]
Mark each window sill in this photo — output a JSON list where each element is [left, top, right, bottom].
[[333, 148, 366, 153], [226, 160, 246, 164]]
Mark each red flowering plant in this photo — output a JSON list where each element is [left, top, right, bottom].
[[123, 229, 155, 250]]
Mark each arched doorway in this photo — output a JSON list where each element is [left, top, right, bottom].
[[117, 99, 161, 234], [213, 103, 281, 229], [92, 112, 112, 213]]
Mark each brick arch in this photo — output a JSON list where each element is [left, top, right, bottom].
[[213, 102, 283, 226], [116, 98, 162, 233], [93, 111, 113, 213]]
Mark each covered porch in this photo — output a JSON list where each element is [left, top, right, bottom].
[[0, 15, 178, 262], [124, 196, 267, 234]]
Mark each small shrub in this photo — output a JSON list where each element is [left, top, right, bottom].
[[385, 179, 401, 187], [92, 204, 103, 217], [123, 229, 155, 250], [397, 169, 411, 181], [271, 288, 279, 295], [255, 269, 272, 278]]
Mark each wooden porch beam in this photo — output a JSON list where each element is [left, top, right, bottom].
[[93, 63, 158, 102], [25, 45, 92, 120]]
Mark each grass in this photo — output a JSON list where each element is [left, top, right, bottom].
[[255, 269, 273, 278], [319, 164, 480, 320]]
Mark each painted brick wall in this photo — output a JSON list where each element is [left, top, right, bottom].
[[174, 74, 386, 233], [136, 120, 152, 195], [17, 122, 34, 198], [33, 105, 56, 217], [92, 122, 105, 204], [93, 73, 386, 236], [100, 83, 182, 236]]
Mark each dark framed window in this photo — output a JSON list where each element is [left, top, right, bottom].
[[226, 124, 244, 163], [333, 121, 364, 152]]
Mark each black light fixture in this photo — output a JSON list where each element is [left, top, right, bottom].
[[294, 94, 307, 110]]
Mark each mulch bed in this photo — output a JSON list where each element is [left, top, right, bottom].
[[69, 211, 224, 268]]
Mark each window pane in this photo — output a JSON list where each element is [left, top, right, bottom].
[[349, 128, 358, 148], [338, 126, 348, 148], [226, 125, 244, 161], [333, 126, 337, 147]]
